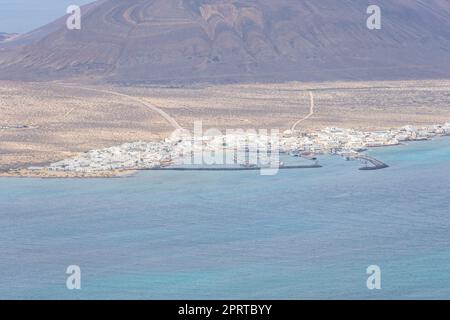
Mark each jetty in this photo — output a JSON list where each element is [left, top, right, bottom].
[[141, 164, 322, 171], [357, 155, 389, 170]]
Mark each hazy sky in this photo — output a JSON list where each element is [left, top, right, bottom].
[[0, 0, 94, 33]]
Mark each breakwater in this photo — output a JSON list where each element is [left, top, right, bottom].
[[142, 164, 323, 171], [357, 155, 389, 170]]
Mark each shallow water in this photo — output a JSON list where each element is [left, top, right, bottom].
[[0, 138, 449, 299]]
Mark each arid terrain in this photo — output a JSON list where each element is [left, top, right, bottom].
[[1, 79, 449, 172]]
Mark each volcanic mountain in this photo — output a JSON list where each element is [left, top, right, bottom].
[[0, 0, 450, 84]]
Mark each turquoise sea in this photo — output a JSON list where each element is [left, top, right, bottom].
[[0, 138, 449, 299]]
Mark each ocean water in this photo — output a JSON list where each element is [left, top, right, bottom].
[[0, 138, 449, 300]]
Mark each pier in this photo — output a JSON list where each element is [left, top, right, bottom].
[[141, 164, 322, 171], [357, 155, 389, 170]]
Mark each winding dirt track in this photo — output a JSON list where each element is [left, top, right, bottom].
[[291, 91, 315, 132], [57, 83, 183, 131]]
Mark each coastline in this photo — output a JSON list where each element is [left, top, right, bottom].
[[1, 121, 448, 179], [0, 168, 136, 179], [1, 136, 448, 179]]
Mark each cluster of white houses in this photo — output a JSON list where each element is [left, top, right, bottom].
[[46, 122, 450, 173], [48, 142, 176, 173], [281, 123, 450, 154]]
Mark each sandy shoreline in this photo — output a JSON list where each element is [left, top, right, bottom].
[[0, 169, 136, 179]]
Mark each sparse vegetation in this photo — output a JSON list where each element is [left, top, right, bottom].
[[0, 80, 449, 172]]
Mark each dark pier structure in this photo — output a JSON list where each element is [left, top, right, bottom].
[[142, 164, 322, 172], [357, 155, 389, 170]]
